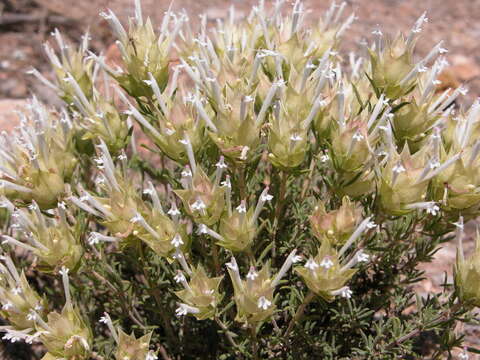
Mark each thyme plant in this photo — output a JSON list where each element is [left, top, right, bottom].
[[1, 1, 480, 359]]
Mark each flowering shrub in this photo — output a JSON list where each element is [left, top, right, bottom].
[[1, 1, 480, 359]]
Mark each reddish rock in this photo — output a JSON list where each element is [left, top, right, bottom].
[[0, 99, 29, 132]]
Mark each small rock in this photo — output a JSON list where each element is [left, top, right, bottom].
[[449, 54, 480, 81], [0, 99, 29, 132]]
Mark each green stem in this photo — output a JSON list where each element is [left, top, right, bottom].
[[215, 317, 240, 350], [284, 290, 315, 338], [271, 170, 288, 260], [367, 302, 464, 359], [212, 242, 221, 275], [238, 164, 247, 200], [249, 324, 259, 360], [300, 158, 315, 201], [89, 267, 145, 328], [384, 302, 462, 350], [137, 246, 178, 346]]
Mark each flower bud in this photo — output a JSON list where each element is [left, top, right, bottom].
[[217, 203, 256, 252], [115, 330, 152, 360], [227, 260, 275, 324], [175, 167, 225, 226], [267, 99, 310, 170], [69, 143, 139, 237], [369, 36, 415, 100], [209, 90, 262, 163], [330, 121, 370, 173], [78, 99, 130, 156], [42, 29, 94, 105], [3, 202, 82, 272], [0, 260, 48, 330], [379, 146, 429, 215], [134, 210, 188, 258], [40, 31, 130, 155], [295, 241, 357, 302], [310, 197, 363, 246], [455, 220, 480, 307], [106, 10, 173, 98], [431, 104, 480, 213], [226, 251, 297, 324], [143, 93, 206, 165], [0, 100, 77, 209], [40, 305, 92, 359], [392, 100, 436, 151], [432, 155, 480, 212], [175, 265, 223, 320], [313, 84, 361, 145]]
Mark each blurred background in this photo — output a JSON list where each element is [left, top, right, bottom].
[[0, 0, 479, 109], [0, 0, 479, 358]]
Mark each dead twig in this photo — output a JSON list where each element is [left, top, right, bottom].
[[0, 12, 71, 26]]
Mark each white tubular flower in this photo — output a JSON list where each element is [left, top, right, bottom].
[[271, 249, 299, 287], [175, 303, 200, 317], [146, 352, 158, 360], [236, 201, 247, 214], [239, 146, 250, 161], [215, 156, 228, 169], [191, 199, 206, 212], [392, 163, 406, 174], [99, 312, 119, 344], [260, 192, 273, 202], [171, 234, 184, 248], [257, 296, 272, 310], [225, 257, 239, 272], [26, 310, 37, 321], [87, 232, 119, 246], [246, 267, 259, 280], [339, 217, 375, 257], [196, 224, 224, 241], [130, 214, 142, 223], [352, 132, 364, 142], [2, 328, 36, 344], [174, 271, 186, 284], [341, 287, 353, 299], [305, 258, 319, 271], [197, 224, 208, 235], [168, 203, 181, 217], [331, 286, 353, 299], [11, 287, 22, 295], [179, 135, 197, 174], [225, 256, 244, 291], [405, 202, 440, 216], [252, 186, 272, 224], [290, 133, 303, 142], [59, 266, 71, 308], [426, 203, 440, 216], [173, 249, 192, 275], [2, 302, 13, 311], [356, 250, 370, 263], [220, 177, 232, 188], [181, 167, 193, 178], [319, 257, 334, 269], [214, 156, 227, 186]]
